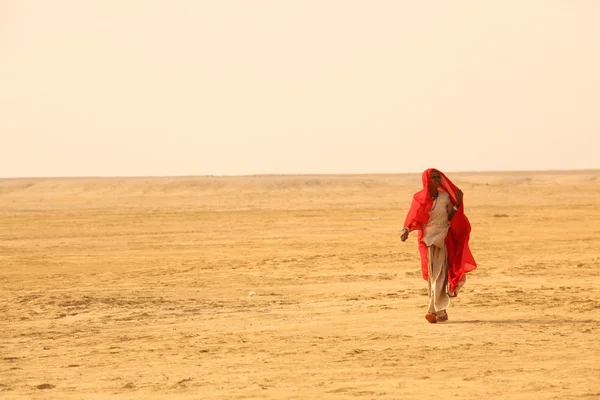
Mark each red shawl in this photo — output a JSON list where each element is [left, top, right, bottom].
[[403, 169, 476, 292]]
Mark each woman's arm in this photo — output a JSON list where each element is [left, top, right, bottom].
[[447, 189, 463, 221]]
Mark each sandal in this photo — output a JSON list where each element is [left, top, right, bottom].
[[436, 311, 449, 322], [425, 313, 437, 323]]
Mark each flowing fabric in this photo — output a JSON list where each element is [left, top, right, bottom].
[[403, 169, 477, 292]]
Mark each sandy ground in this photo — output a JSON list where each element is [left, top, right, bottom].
[[1, 171, 599, 399]]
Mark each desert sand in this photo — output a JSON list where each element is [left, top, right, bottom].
[[1, 171, 599, 399]]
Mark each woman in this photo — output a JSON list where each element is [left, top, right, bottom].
[[401, 169, 476, 323]]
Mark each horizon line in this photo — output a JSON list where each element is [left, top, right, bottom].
[[1, 167, 599, 180]]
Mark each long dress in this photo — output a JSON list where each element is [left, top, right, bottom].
[[422, 191, 452, 315]]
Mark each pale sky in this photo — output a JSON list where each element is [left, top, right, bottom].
[[1, 1, 599, 178]]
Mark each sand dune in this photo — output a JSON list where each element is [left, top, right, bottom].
[[1, 171, 599, 399]]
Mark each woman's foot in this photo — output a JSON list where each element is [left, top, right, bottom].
[[425, 313, 437, 323], [436, 310, 449, 322]]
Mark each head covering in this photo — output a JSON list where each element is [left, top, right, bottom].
[[403, 168, 477, 292]]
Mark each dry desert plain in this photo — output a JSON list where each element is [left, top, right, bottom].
[[1, 170, 599, 399]]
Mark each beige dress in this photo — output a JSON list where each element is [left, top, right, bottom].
[[422, 191, 451, 316]]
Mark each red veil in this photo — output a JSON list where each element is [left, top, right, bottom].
[[403, 169, 477, 292]]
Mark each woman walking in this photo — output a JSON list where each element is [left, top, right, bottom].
[[401, 169, 476, 323]]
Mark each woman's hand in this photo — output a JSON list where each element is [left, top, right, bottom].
[[400, 228, 409, 242]]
